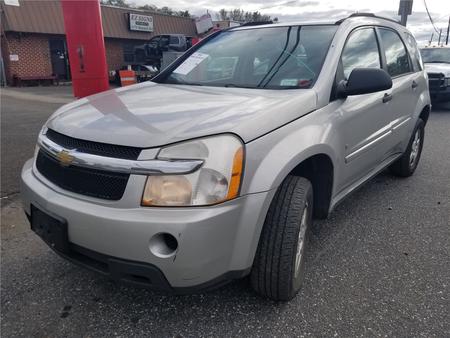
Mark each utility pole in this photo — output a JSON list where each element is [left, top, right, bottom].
[[398, 0, 413, 26], [446, 16, 449, 45]]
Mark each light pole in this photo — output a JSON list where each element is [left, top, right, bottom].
[[446, 16, 449, 45], [398, 0, 413, 26]]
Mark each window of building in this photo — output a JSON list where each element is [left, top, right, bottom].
[[123, 43, 136, 63], [341, 28, 381, 79], [379, 28, 412, 77]]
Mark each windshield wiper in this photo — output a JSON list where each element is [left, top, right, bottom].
[[223, 84, 256, 88], [166, 80, 204, 86]]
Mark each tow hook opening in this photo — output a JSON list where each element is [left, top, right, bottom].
[[149, 233, 178, 258]]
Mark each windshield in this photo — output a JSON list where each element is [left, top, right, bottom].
[[420, 48, 450, 63], [160, 25, 337, 89]]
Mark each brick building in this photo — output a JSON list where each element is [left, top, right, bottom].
[[0, 0, 197, 85]]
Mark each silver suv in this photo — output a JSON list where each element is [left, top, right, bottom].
[[22, 14, 431, 301]]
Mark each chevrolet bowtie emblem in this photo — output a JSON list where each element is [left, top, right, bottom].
[[57, 150, 74, 166]]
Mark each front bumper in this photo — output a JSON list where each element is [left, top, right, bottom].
[[21, 159, 274, 290], [429, 86, 450, 102], [428, 74, 450, 102]]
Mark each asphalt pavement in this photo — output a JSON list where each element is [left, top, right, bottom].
[[1, 87, 449, 337], [1, 87, 73, 198]]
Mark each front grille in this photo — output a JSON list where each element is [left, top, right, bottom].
[[36, 150, 129, 200], [46, 129, 141, 160], [428, 72, 445, 90]]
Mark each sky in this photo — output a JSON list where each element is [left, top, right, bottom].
[[131, 0, 449, 46]]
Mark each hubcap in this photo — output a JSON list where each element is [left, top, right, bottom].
[[294, 202, 309, 277], [409, 129, 421, 168]]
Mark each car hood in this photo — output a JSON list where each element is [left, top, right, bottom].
[[47, 82, 317, 148], [424, 63, 450, 77]]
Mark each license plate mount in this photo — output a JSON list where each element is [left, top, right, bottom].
[[31, 205, 69, 254]]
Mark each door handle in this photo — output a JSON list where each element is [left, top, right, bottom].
[[382, 93, 393, 103], [411, 81, 418, 89]]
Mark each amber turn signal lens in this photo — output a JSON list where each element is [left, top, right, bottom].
[[226, 147, 244, 200]]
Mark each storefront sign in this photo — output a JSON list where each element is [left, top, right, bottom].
[[9, 54, 19, 61], [129, 13, 153, 32], [195, 13, 213, 34], [4, 0, 20, 6]]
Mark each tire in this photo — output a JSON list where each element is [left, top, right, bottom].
[[389, 118, 425, 177], [250, 176, 313, 301]]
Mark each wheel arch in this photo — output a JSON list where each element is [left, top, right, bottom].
[[244, 142, 337, 219], [412, 86, 431, 126], [419, 104, 431, 125], [288, 153, 334, 219]]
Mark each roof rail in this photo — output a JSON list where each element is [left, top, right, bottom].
[[240, 21, 273, 27], [335, 13, 400, 25]]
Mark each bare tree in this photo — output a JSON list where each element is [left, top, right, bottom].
[[101, 0, 130, 7], [216, 8, 271, 22], [217, 9, 229, 20]]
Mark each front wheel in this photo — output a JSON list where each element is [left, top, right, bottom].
[[250, 176, 313, 301], [390, 118, 425, 177]]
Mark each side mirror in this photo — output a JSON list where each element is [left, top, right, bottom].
[[338, 68, 392, 97]]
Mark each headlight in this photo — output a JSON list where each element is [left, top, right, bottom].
[[142, 135, 244, 206]]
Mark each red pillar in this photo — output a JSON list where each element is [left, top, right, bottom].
[[61, 0, 109, 98]]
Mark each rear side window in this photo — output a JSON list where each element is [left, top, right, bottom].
[[404, 32, 422, 72], [379, 28, 412, 77], [341, 28, 381, 79]]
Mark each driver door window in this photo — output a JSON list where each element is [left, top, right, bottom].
[[170, 36, 180, 45], [148, 37, 160, 49], [159, 36, 170, 51], [341, 28, 381, 79]]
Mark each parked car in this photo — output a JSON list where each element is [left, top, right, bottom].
[[420, 46, 450, 102], [134, 34, 192, 69], [22, 14, 431, 301]]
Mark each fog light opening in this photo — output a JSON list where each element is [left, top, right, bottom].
[[149, 233, 178, 258]]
